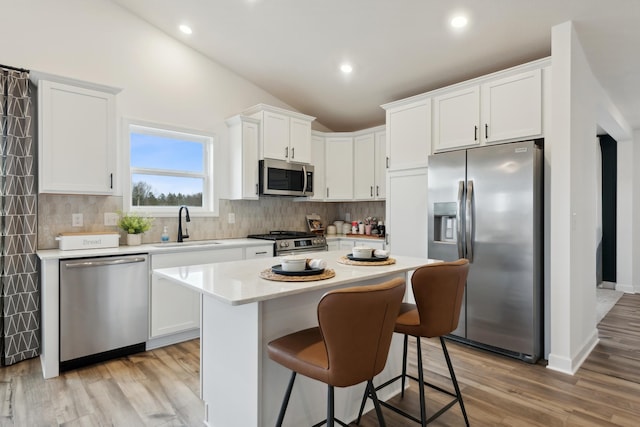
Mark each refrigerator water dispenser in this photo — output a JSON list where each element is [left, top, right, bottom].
[[433, 202, 457, 243]]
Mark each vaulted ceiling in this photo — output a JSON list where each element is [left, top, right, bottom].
[[111, 0, 640, 132]]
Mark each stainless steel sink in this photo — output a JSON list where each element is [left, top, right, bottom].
[[154, 240, 222, 248]]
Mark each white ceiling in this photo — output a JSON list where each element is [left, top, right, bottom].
[[110, 0, 640, 133]]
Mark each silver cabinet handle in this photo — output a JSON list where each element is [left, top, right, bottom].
[[285, 147, 289, 158], [376, 186, 379, 197], [254, 251, 268, 255], [291, 147, 295, 159], [326, 188, 329, 198], [370, 186, 373, 197], [485, 123, 489, 139], [64, 257, 146, 268], [465, 180, 474, 262], [457, 181, 465, 259], [474, 126, 478, 141]]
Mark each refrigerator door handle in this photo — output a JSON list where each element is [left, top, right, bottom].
[[457, 180, 465, 259], [466, 180, 474, 262]]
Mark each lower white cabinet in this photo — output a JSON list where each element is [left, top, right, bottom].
[[339, 239, 386, 251], [150, 248, 243, 339]]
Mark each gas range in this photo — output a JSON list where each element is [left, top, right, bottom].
[[247, 231, 327, 256]]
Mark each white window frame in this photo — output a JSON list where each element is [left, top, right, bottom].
[[123, 118, 218, 217]]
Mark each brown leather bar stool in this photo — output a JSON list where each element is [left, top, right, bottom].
[[357, 259, 470, 426], [267, 277, 406, 427]]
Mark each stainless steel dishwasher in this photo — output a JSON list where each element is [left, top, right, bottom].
[[60, 254, 148, 371]]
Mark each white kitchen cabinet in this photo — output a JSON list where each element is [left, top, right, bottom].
[[353, 127, 387, 200], [383, 98, 431, 171], [324, 136, 353, 200], [327, 240, 340, 251], [374, 130, 387, 199], [244, 104, 315, 164], [433, 86, 480, 151], [226, 115, 260, 200], [433, 69, 542, 152], [339, 238, 385, 251], [245, 245, 274, 259], [353, 132, 376, 200], [385, 168, 428, 257], [150, 248, 243, 339], [309, 133, 326, 201], [37, 78, 119, 195], [481, 69, 542, 143]]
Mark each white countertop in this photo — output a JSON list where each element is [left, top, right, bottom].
[[153, 249, 438, 306], [36, 238, 272, 260]]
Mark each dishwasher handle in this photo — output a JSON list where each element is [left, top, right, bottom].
[[64, 257, 147, 268]]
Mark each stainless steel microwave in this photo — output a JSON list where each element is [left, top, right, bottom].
[[259, 159, 314, 197]]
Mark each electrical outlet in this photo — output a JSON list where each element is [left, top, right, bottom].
[[104, 212, 119, 226], [72, 213, 83, 227], [228, 213, 235, 224]]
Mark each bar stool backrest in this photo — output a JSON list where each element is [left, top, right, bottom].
[[317, 277, 406, 388], [411, 259, 469, 338]]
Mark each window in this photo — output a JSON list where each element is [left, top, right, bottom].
[[125, 121, 216, 216]]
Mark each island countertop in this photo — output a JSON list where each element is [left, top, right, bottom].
[[153, 249, 439, 306]]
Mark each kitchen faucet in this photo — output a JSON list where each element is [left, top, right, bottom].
[[177, 205, 190, 242]]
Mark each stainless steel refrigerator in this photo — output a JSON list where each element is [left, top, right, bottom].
[[428, 140, 543, 363]]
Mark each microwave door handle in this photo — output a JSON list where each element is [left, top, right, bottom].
[[302, 165, 308, 195]]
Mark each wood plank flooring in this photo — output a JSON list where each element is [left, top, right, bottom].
[[1, 294, 639, 426]]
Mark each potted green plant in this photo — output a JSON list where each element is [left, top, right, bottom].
[[117, 212, 154, 246]]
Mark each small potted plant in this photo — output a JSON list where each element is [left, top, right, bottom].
[[117, 212, 154, 246]]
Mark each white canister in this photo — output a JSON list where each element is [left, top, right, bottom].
[[358, 223, 365, 234], [326, 225, 337, 235], [342, 223, 351, 234]]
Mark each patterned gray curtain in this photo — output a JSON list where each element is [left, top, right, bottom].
[[0, 67, 39, 366]]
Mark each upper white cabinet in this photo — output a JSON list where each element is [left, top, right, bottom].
[[244, 104, 315, 164], [383, 98, 431, 171], [374, 130, 387, 199], [324, 136, 353, 200], [433, 68, 542, 152], [309, 132, 326, 201], [37, 78, 119, 195], [353, 126, 386, 200], [226, 115, 260, 200], [481, 69, 542, 143]]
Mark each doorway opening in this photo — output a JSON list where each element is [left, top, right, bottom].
[[598, 134, 617, 288]]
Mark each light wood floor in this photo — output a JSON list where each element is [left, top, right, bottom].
[[1, 294, 639, 426]]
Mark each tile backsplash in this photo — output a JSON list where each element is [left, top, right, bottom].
[[37, 194, 385, 249]]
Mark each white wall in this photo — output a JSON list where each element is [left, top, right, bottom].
[[547, 21, 634, 374], [0, 0, 326, 201], [547, 22, 599, 374]]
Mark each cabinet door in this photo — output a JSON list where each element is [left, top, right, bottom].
[[433, 86, 480, 152], [339, 240, 355, 251], [245, 245, 274, 259], [150, 248, 243, 338], [289, 117, 312, 163], [262, 111, 289, 161], [38, 80, 116, 194], [386, 168, 428, 257], [325, 137, 353, 200], [353, 133, 376, 200], [386, 100, 431, 170], [310, 134, 326, 201], [374, 131, 386, 199], [227, 116, 259, 200], [481, 69, 542, 143]]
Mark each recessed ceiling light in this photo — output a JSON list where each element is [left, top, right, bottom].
[[450, 15, 468, 29], [179, 24, 193, 35], [340, 64, 353, 74]]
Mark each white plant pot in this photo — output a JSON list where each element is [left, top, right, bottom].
[[127, 233, 142, 246]]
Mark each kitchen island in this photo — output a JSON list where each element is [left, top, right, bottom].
[[153, 249, 438, 427]]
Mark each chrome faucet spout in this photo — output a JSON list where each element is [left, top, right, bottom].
[[177, 205, 191, 242]]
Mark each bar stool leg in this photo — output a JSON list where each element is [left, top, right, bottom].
[[401, 334, 408, 397], [276, 371, 297, 427], [327, 385, 335, 427], [441, 337, 470, 426], [367, 380, 386, 427], [416, 337, 427, 427]]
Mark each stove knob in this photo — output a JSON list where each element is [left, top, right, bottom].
[[279, 242, 287, 248]]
